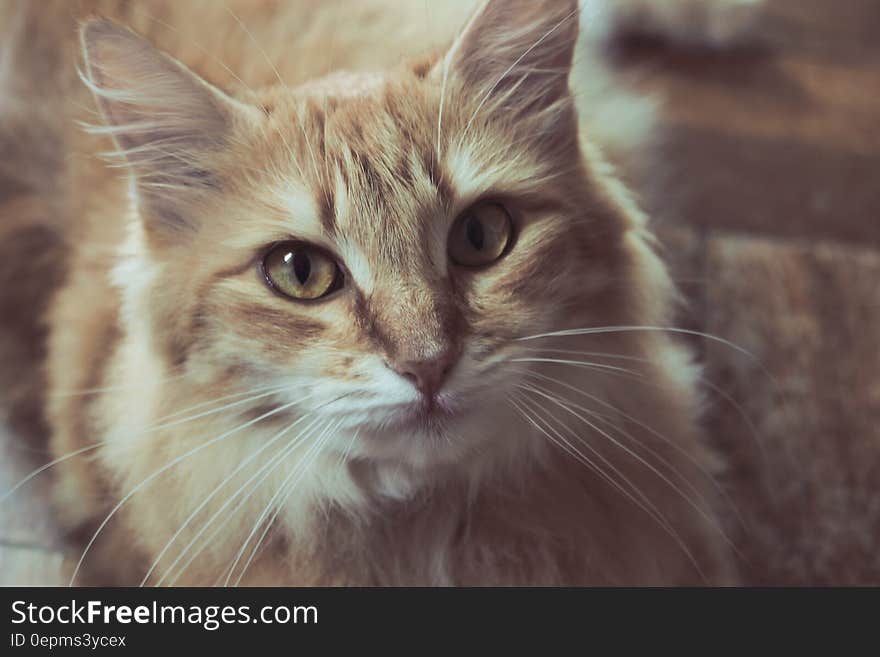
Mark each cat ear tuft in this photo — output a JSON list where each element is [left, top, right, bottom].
[[441, 0, 580, 119], [80, 19, 245, 239]]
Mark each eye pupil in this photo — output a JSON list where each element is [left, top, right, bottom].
[[292, 252, 311, 284], [448, 203, 513, 268], [263, 242, 341, 301], [466, 217, 485, 250]]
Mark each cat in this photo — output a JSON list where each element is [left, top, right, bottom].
[[0, 0, 763, 585]]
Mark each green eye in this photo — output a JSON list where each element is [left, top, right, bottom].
[[261, 241, 343, 301], [448, 202, 513, 267]]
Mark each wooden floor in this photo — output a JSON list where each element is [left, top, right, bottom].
[[2, 0, 878, 585]]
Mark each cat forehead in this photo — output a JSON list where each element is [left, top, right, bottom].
[[261, 79, 533, 212], [249, 71, 555, 268], [295, 70, 389, 100], [261, 71, 437, 177], [257, 80, 443, 235]]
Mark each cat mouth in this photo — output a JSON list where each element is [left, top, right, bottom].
[[383, 394, 462, 432]]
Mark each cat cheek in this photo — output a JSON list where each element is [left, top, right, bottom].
[[473, 271, 561, 310], [323, 357, 361, 380]]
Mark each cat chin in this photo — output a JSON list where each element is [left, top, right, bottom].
[[342, 394, 526, 470], [340, 422, 537, 506], [348, 423, 495, 471]]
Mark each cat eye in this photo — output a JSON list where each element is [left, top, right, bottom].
[[448, 202, 513, 267], [260, 241, 343, 301]]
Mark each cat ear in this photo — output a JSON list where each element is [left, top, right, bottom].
[[441, 0, 580, 119], [80, 20, 248, 240]]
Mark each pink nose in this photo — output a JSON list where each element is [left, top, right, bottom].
[[388, 354, 456, 398]]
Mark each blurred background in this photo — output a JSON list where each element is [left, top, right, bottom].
[[617, 0, 880, 584], [1, 0, 878, 585]]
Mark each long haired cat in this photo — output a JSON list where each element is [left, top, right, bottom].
[[0, 0, 760, 585]]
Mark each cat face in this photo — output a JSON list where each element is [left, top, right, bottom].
[[83, 0, 633, 469]]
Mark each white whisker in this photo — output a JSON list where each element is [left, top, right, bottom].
[[517, 325, 763, 367], [518, 381, 736, 552], [141, 412, 319, 586], [1, 385, 300, 506], [523, 369, 749, 532], [516, 347, 649, 362], [152, 384, 290, 424], [68, 395, 310, 586], [511, 357, 643, 376], [520, 349, 766, 481], [232, 422, 340, 586], [337, 427, 361, 468], [509, 392, 676, 537], [223, 418, 341, 586], [163, 392, 355, 585], [49, 372, 188, 398], [510, 391, 705, 580], [0, 444, 102, 505], [157, 415, 326, 586]]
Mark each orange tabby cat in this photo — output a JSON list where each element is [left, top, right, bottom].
[[0, 0, 759, 585]]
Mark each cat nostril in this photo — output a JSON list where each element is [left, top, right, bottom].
[[399, 367, 428, 392], [388, 356, 455, 398]]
